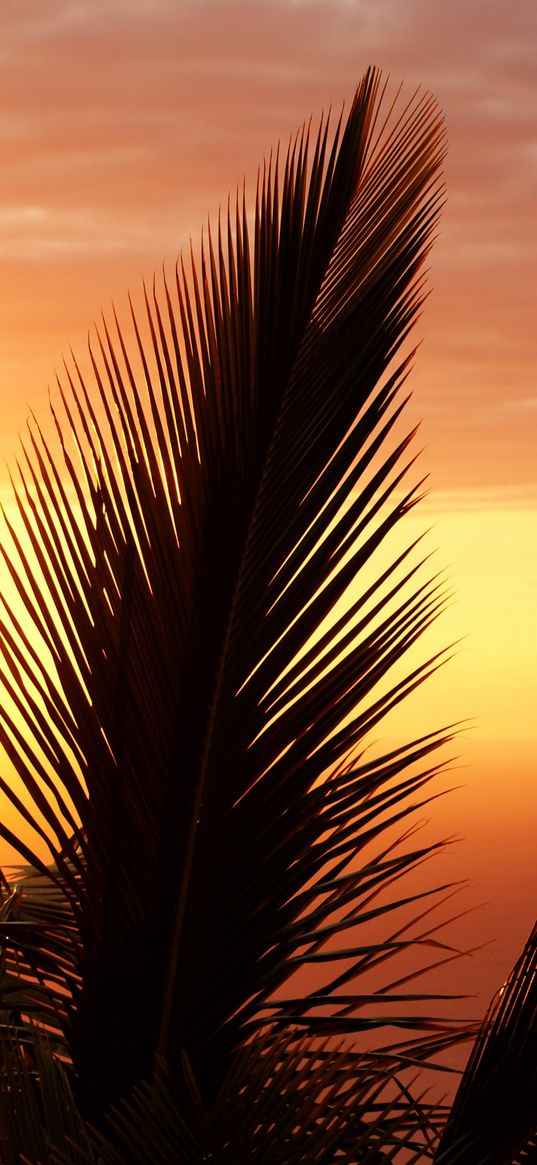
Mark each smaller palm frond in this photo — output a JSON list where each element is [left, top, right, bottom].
[[438, 921, 537, 1165], [64, 1034, 447, 1165], [0, 864, 80, 1050], [0, 1032, 91, 1165]]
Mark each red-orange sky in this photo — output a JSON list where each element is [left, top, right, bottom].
[[0, 0, 535, 1027]]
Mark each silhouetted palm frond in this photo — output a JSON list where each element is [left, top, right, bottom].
[[0, 68, 485, 1161], [438, 921, 537, 1165]]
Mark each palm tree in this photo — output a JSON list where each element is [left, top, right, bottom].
[[0, 67, 535, 1164]]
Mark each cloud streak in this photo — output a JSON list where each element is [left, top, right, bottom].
[[0, 0, 535, 494]]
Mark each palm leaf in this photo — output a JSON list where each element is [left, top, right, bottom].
[[0, 67, 470, 1154], [0, 1032, 91, 1165], [86, 1034, 446, 1165], [0, 864, 79, 1044], [438, 921, 537, 1165]]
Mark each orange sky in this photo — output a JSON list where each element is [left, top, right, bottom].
[[0, 0, 536, 1031]]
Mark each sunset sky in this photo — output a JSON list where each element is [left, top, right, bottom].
[[0, 0, 535, 1023]]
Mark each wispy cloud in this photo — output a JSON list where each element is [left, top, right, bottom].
[[0, 203, 174, 259], [419, 484, 537, 514], [0, 0, 534, 493]]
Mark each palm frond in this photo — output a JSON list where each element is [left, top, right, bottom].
[[438, 921, 537, 1165], [71, 1034, 446, 1165], [0, 1032, 91, 1165], [0, 865, 79, 1048], [0, 67, 470, 1154]]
